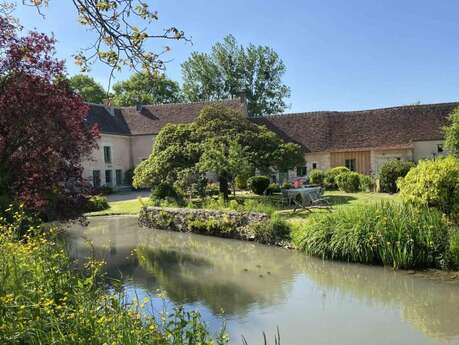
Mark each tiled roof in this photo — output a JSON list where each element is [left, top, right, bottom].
[[86, 99, 246, 135], [120, 99, 246, 135], [251, 102, 458, 152], [86, 104, 130, 135]]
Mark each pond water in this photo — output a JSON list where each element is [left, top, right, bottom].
[[66, 216, 459, 345]]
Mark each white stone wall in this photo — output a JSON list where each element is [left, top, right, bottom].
[[370, 149, 413, 175], [413, 140, 447, 161], [82, 134, 132, 188], [304, 152, 331, 171], [130, 134, 155, 167]]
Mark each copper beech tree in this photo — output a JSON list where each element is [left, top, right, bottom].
[[0, 16, 98, 218]]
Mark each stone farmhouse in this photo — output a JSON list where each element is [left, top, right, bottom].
[[84, 97, 457, 188]]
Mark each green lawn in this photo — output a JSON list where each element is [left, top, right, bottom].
[[85, 197, 150, 216], [86, 191, 399, 220]]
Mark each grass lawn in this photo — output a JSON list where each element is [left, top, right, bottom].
[[86, 190, 399, 220], [85, 197, 150, 216]]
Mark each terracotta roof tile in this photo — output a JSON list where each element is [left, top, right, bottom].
[[252, 102, 458, 152]]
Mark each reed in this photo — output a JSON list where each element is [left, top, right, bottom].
[[295, 202, 456, 269]]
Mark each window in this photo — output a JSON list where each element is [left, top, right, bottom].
[[103, 146, 111, 163], [105, 170, 112, 186], [296, 166, 307, 177], [93, 170, 101, 187], [345, 159, 356, 171], [437, 144, 444, 153], [115, 169, 122, 185], [312, 163, 317, 169]]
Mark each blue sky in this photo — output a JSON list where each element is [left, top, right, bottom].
[[14, 0, 459, 113]]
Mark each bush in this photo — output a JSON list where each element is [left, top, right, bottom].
[[0, 208, 227, 344], [92, 185, 113, 195], [266, 183, 281, 195], [324, 166, 350, 190], [247, 176, 270, 195], [398, 156, 459, 218], [295, 202, 454, 269], [251, 216, 291, 245], [359, 174, 373, 192], [309, 169, 327, 186], [281, 181, 291, 189], [335, 172, 361, 193], [151, 182, 180, 201], [379, 160, 415, 193], [235, 175, 248, 190], [84, 195, 109, 212]]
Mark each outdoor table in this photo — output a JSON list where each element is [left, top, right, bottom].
[[285, 187, 322, 208]]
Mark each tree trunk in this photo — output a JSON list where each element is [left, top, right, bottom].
[[219, 172, 229, 204]]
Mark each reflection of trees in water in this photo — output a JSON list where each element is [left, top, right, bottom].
[[301, 259, 459, 342], [66, 216, 459, 341], [135, 230, 303, 316]]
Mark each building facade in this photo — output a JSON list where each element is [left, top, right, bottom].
[[83, 99, 457, 188]]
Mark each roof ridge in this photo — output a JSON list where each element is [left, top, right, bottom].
[[258, 101, 459, 118]]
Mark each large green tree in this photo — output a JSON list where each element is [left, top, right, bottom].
[[445, 107, 459, 158], [181, 35, 291, 117], [112, 72, 182, 106], [68, 74, 106, 104], [133, 104, 304, 201]]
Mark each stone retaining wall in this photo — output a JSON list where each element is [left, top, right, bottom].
[[138, 206, 269, 241]]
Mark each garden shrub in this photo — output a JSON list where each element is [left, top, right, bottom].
[[281, 181, 292, 189], [266, 183, 281, 195], [247, 176, 270, 195], [92, 185, 113, 195], [324, 166, 350, 190], [84, 195, 109, 212], [398, 156, 459, 218], [379, 159, 415, 193], [235, 175, 248, 190], [309, 169, 326, 186], [151, 182, 180, 201], [251, 216, 291, 245], [335, 172, 361, 193], [296, 202, 454, 269], [448, 229, 459, 268], [359, 174, 373, 192]]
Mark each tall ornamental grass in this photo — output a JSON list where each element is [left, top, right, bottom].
[[0, 206, 227, 345], [295, 202, 457, 269]]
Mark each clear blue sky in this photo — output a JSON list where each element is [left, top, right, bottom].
[[14, 0, 459, 113]]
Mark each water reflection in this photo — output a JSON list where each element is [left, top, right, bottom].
[[65, 216, 459, 344]]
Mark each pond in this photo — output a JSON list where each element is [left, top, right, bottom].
[[66, 216, 459, 345]]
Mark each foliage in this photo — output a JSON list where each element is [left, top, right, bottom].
[[251, 216, 291, 245], [296, 202, 455, 269], [335, 172, 361, 193], [308, 169, 326, 186], [281, 182, 292, 189], [247, 176, 271, 195], [133, 104, 304, 200], [68, 74, 106, 104], [235, 175, 248, 190], [0, 18, 98, 218], [398, 156, 459, 218], [0, 207, 228, 345], [379, 160, 415, 193], [182, 34, 290, 116], [444, 107, 459, 158], [266, 183, 281, 195], [359, 174, 373, 192], [85, 195, 109, 212], [19, 1, 187, 81], [151, 182, 181, 202], [324, 166, 350, 190], [112, 72, 182, 106], [124, 168, 135, 187], [92, 185, 113, 196]]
